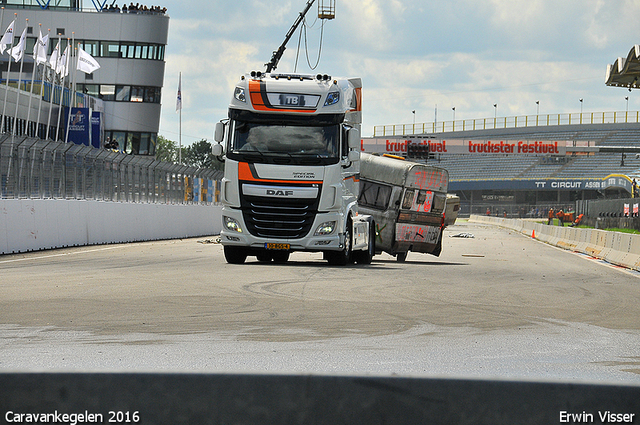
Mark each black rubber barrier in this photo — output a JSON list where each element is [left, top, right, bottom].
[[1, 373, 639, 424]]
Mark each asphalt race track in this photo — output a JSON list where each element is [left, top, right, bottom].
[[0, 220, 639, 383]]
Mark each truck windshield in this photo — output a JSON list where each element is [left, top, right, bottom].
[[231, 121, 339, 159]]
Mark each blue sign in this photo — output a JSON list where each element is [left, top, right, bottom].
[[91, 111, 103, 149], [66, 108, 91, 146]]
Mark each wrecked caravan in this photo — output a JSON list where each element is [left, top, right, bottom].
[[359, 153, 458, 262]]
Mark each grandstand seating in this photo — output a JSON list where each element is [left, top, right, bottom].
[[431, 128, 640, 182]]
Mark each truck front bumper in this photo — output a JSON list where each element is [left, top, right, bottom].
[[219, 209, 346, 252]]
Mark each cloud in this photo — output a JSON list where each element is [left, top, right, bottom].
[[159, 0, 640, 142]]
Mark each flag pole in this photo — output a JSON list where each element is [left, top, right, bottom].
[[54, 38, 69, 142], [24, 23, 41, 137], [178, 72, 182, 164], [64, 34, 76, 144], [45, 34, 61, 140], [0, 7, 4, 132], [64, 38, 78, 145], [35, 27, 49, 139], [1, 13, 17, 133], [12, 18, 28, 138]]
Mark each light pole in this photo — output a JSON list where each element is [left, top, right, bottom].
[[536, 100, 539, 115], [452, 107, 456, 131], [493, 104, 497, 127], [412, 110, 416, 134], [625, 96, 629, 112]]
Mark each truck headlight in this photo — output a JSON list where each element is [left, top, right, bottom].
[[224, 216, 243, 233], [314, 221, 336, 236], [234, 87, 246, 103], [324, 91, 340, 106]]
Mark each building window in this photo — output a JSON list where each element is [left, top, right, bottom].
[[77, 84, 162, 104], [83, 40, 99, 56], [70, 39, 166, 61], [82, 84, 99, 97], [105, 131, 156, 156], [115, 85, 130, 102], [100, 41, 120, 57], [144, 87, 161, 103], [119, 42, 134, 58], [130, 86, 144, 102], [100, 85, 116, 101]]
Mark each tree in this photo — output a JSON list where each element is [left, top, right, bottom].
[[183, 139, 223, 171], [155, 135, 179, 163]]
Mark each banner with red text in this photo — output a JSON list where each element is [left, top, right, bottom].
[[362, 138, 567, 156]]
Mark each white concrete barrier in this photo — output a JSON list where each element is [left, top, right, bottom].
[[469, 215, 640, 272], [0, 199, 222, 255]]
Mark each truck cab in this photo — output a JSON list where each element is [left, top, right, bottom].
[[213, 72, 374, 265]]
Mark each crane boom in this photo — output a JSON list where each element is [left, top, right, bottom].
[[265, 0, 316, 73]]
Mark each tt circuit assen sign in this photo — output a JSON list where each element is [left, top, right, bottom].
[[448, 175, 634, 192], [362, 138, 567, 156]]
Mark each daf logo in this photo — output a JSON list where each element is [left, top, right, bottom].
[[266, 189, 294, 196]]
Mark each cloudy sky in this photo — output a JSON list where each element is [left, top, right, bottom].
[[157, 0, 640, 144]]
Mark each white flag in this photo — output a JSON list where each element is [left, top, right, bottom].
[[56, 45, 70, 76], [33, 30, 49, 65], [9, 27, 27, 62], [49, 40, 60, 70], [76, 46, 100, 74], [0, 20, 14, 54], [176, 74, 182, 112]]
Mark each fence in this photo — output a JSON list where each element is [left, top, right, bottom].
[[0, 134, 223, 204], [374, 111, 640, 137], [459, 202, 577, 220]]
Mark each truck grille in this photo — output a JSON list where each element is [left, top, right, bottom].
[[241, 193, 320, 239]]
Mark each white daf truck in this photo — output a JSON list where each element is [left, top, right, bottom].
[[212, 72, 375, 265]]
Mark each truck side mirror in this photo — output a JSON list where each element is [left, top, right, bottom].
[[347, 128, 360, 149], [214, 122, 225, 143], [212, 143, 223, 156], [348, 150, 360, 162]]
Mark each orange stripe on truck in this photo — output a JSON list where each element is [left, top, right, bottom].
[[238, 162, 323, 184], [248, 79, 316, 113]]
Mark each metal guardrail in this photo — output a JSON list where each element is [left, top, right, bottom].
[[374, 111, 640, 137], [0, 134, 222, 204]]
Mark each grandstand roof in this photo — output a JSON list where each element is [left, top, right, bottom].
[[605, 44, 640, 89]]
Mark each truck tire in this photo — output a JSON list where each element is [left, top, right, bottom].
[[326, 218, 352, 266], [224, 246, 248, 264], [256, 250, 272, 262], [353, 220, 375, 265], [271, 251, 290, 263]]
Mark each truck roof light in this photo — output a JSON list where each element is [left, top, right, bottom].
[[250, 71, 263, 79]]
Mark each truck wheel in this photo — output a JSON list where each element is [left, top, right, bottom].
[[271, 251, 290, 263], [354, 220, 375, 265], [326, 218, 352, 266], [224, 246, 248, 264], [396, 252, 407, 262], [256, 250, 272, 262]]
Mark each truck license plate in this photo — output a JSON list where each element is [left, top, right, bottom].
[[265, 243, 290, 250]]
